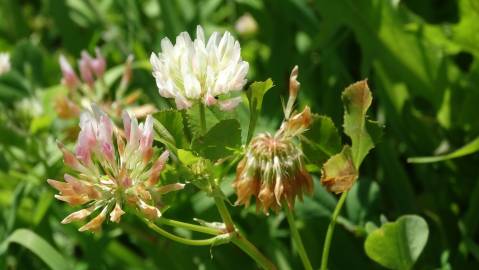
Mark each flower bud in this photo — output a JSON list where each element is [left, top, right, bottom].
[[79, 51, 95, 88], [90, 48, 106, 78], [59, 54, 79, 90]]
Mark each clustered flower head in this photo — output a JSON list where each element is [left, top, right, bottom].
[[56, 51, 153, 120], [233, 66, 313, 214], [0, 52, 11, 75], [150, 25, 248, 111], [48, 106, 184, 232]]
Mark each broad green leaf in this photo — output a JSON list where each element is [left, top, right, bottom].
[[301, 114, 341, 164], [408, 136, 479, 163], [320, 146, 358, 194], [342, 80, 377, 168], [185, 103, 221, 137], [192, 119, 241, 160], [364, 215, 429, 270], [153, 109, 187, 149], [0, 229, 70, 270]]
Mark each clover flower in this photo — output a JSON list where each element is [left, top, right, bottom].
[[48, 106, 184, 232], [57, 51, 154, 120], [150, 25, 249, 110], [233, 66, 313, 214], [0, 52, 11, 75]]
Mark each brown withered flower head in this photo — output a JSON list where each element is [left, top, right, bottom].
[[233, 66, 313, 214], [48, 106, 183, 232]]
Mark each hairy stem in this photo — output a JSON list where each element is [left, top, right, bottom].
[[284, 206, 313, 270], [320, 191, 349, 270]]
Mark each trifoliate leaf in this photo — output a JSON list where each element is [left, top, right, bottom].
[[186, 103, 221, 137], [192, 119, 241, 160], [364, 215, 429, 270]]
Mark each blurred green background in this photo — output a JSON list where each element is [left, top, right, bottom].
[[1, 0, 479, 269]]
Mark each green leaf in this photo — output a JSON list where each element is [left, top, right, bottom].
[[185, 103, 221, 137], [342, 80, 378, 168], [153, 109, 187, 149], [320, 146, 358, 194], [364, 215, 429, 270], [246, 79, 274, 141], [0, 229, 70, 270], [301, 114, 342, 164], [177, 149, 201, 166], [408, 136, 479, 163], [192, 119, 241, 160], [246, 79, 274, 113]]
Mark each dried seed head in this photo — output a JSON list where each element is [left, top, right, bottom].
[[233, 132, 313, 214]]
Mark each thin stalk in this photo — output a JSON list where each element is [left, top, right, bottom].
[[213, 188, 276, 269], [320, 191, 349, 270], [213, 195, 235, 233], [246, 113, 257, 144], [199, 103, 207, 134], [232, 235, 277, 270], [284, 206, 313, 270], [141, 217, 225, 246], [158, 218, 221, 235]]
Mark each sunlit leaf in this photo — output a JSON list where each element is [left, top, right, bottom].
[[364, 215, 429, 270]]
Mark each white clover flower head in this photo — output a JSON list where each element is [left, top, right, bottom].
[[150, 25, 249, 110], [0, 52, 11, 75], [48, 106, 184, 232]]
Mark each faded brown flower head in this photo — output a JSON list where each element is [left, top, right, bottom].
[[234, 67, 313, 214]]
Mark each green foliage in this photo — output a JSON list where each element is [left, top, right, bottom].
[[364, 215, 429, 270], [302, 115, 342, 165], [0, 0, 478, 269], [192, 119, 242, 160], [0, 229, 70, 270]]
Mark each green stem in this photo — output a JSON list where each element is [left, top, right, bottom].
[[284, 206, 313, 270], [199, 103, 207, 134], [157, 218, 221, 235], [141, 217, 225, 246], [213, 189, 276, 269], [213, 195, 235, 233], [320, 191, 349, 270], [232, 235, 277, 270], [246, 113, 257, 144]]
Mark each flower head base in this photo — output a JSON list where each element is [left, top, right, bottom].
[[48, 106, 184, 232], [150, 25, 249, 110], [0, 52, 11, 75]]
